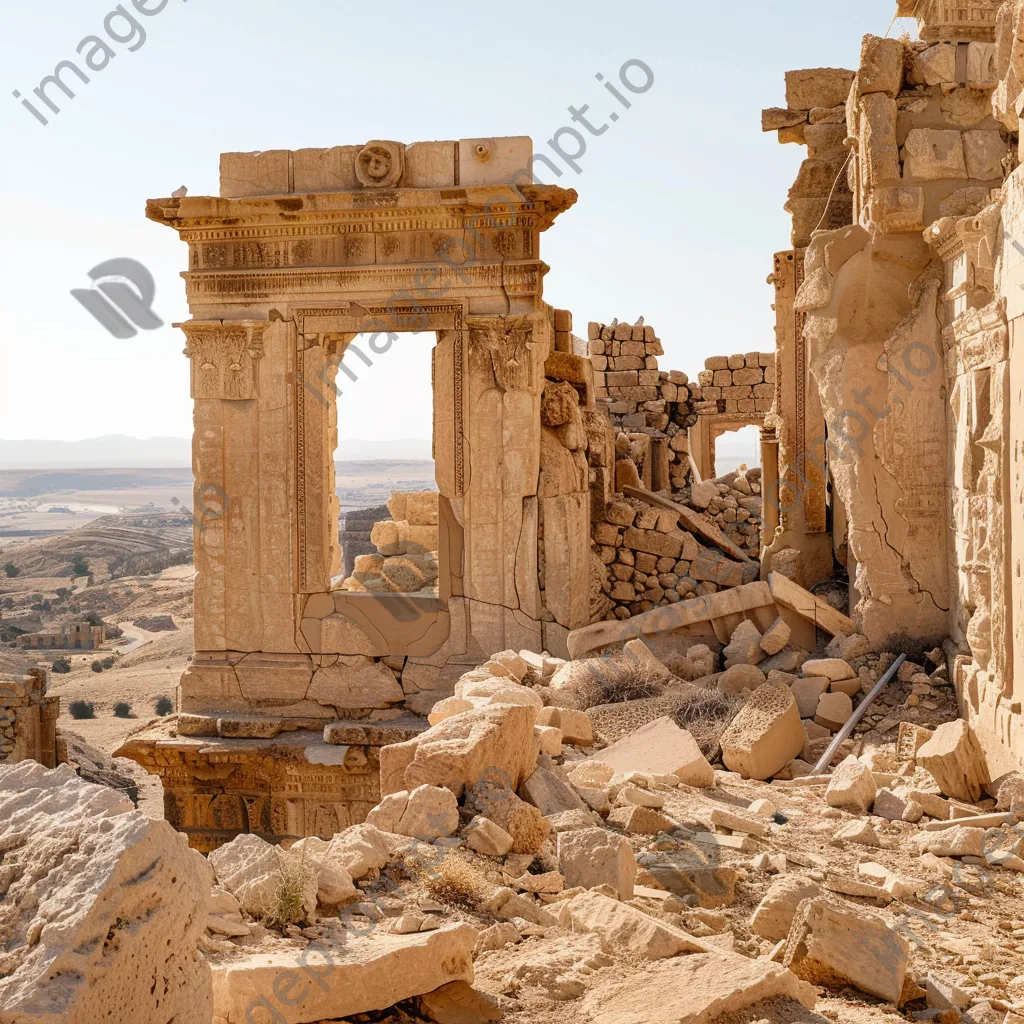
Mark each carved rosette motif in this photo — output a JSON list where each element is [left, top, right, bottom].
[[468, 315, 536, 393], [181, 321, 268, 400]]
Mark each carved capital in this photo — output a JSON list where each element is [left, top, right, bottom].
[[467, 314, 537, 393], [179, 320, 268, 400]]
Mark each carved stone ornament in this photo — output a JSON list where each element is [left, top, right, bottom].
[[181, 320, 267, 400], [354, 141, 404, 188], [469, 314, 535, 393]]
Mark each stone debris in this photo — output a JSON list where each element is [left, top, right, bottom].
[[720, 682, 805, 780]]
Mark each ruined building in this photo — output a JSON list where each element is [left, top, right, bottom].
[[119, 1, 1024, 845]]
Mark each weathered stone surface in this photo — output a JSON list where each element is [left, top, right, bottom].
[[463, 815, 514, 857], [786, 68, 856, 109], [583, 717, 714, 788], [325, 823, 392, 879], [760, 616, 792, 655], [536, 706, 594, 746], [417, 981, 504, 1024], [903, 129, 967, 180], [580, 950, 818, 1024], [916, 721, 988, 803], [390, 703, 539, 798], [607, 804, 676, 834], [565, 891, 706, 958], [0, 762, 212, 1024], [519, 766, 587, 816], [814, 691, 853, 731], [210, 832, 317, 920], [791, 676, 829, 718], [801, 658, 855, 682], [720, 683, 805, 780], [558, 827, 637, 899], [718, 663, 767, 696], [290, 835, 358, 904], [785, 897, 908, 1003], [918, 825, 985, 858], [467, 776, 551, 854], [750, 876, 822, 942], [723, 619, 766, 667], [637, 850, 737, 908], [825, 758, 877, 814], [211, 924, 478, 1023]]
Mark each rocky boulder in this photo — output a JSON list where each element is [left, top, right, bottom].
[[0, 762, 212, 1024]]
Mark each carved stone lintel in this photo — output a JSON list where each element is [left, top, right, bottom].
[[468, 314, 536, 393], [180, 320, 268, 400]]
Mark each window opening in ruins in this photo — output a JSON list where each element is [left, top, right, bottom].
[[332, 332, 440, 597], [713, 424, 761, 477]]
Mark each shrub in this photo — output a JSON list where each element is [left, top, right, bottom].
[[3, 562, 19, 578], [155, 695, 173, 716], [261, 854, 315, 929], [421, 853, 490, 911], [71, 557, 89, 577], [112, 702, 132, 718], [673, 687, 743, 760], [100, 656, 115, 669], [597, 664, 666, 706], [91, 661, 104, 673], [69, 700, 95, 720], [83, 612, 102, 626], [51, 656, 72, 674]]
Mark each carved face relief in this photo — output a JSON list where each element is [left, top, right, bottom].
[[470, 315, 535, 393], [355, 141, 404, 188]]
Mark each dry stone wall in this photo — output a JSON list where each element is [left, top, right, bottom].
[[0, 667, 57, 768]]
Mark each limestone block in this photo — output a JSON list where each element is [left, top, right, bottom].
[[398, 785, 460, 840], [918, 825, 985, 858], [567, 761, 615, 788], [580, 950, 817, 1024], [964, 129, 1007, 180], [565, 891, 700, 959], [718, 663, 767, 696], [582, 717, 714, 788], [785, 897, 908, 1003], [290, 836, 358, 904], [463, 815, 514, 857], [967, 41, 997, 89], [220, 149, 290, 198], [723, 619, 766, 667], [429, 697, 474, 725], [0, 763, 212, 1024], [607, 805, 676, 834], [689, 480, 718, 509], [466, 776, 551, 854], [750, 876, 822, 941], [860, 93, 900, 187], [858, 36, 904, 97], [399, 703, 539, 798], [558, 827, 636, 900], [915, 720, 988, 802], [910, 43, 957, 86], [720, 683, 805, 780], [902, 129, 967, 180], [308, 658, 403, 710], [519, 766, 587, 816], [825, 758, 877, 813], [801, 658, 856, 682], [872, 788, 912, 822], [536, 706, 594, 746], [211, 924, 477, 1024], [760, 616, 792, 655], [791, 676, 828, 718], [814, 691, 853, 731], [323, 823, 391, 879], [786, 68, 856, 109], [763, 107, 808, 131], [403, 140, 456, 187]]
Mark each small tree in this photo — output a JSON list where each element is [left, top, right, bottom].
[[55, 588, 70, 601], [3, 562, 18, 578], [69, 700, 95, 720], [90, 660, 104, 673], [112, 702, 132, 719], [71, 557, 88, 577], [100, 656, 115, 669], [155, 695, 173, 716], [51, 656, 72, 674]]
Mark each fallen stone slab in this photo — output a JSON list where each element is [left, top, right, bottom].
[[784, 896, 908, 1003], [535, 706, 594, 746], [566, 581, 777, 659], [768, 572, 855, 638], [825, 757, 877, 813], [607, 804, 677, 834], [0, 762, 212, 1024], [582, 716, 714, 787], [211, 923, 477, 1023], [801, 658, 856, 681], [750, 876, 822, 942], [814, 691, 853, 731], [915, 720, 989, 804], [417, 981, 504, 1024], [917, 825, 985, 858], [565, 890, 719, 958], [579, 950, 817, 1024], [519, 766, 588, 816], [637, 851, 738, 908]]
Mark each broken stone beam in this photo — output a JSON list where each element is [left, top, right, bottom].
[[567, 581, 776, 659], [211, 923, 478, 1023], [768, 572, 856, 638], [920, 811, 1020, 831], [621, 484, 755, 564]]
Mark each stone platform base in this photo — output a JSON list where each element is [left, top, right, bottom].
[[116, 715, 428, 852]]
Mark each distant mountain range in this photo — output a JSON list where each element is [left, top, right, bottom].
[[0, 435, 434, 469]]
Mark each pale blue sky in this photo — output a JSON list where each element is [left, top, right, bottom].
[[0, 0, 915, 442]]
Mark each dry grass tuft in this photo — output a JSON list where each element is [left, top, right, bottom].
[[422, 853, 491, 911], [262, 853, 315, 928], [673, 687, 743, 760]]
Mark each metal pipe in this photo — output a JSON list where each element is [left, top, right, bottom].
[[812, 652, 907, 776]]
